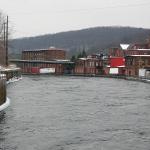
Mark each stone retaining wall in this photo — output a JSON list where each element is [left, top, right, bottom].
[[0, 75, 6, 105]]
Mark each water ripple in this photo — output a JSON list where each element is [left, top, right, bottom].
[[1, 76, 150, 150]]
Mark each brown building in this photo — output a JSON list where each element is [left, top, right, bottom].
[[125, 49, 150, 56], [22, 47, 66, 61], [109, 47, 150, 57], [109, 48, 124, 57], [10, 60, 74, 75], [0, 42, 6, 66], [11, 47, 74, 75], [128, 39, 150, 49], [125, 55, 150, 76], [74, 58, 103, 75]]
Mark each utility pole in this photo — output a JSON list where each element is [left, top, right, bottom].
[[3, 22, 6, 49], [3, 16, 9, 67], [5, 16, 8, 66]]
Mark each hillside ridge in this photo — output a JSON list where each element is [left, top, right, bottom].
[[10, 26, 150, 58]]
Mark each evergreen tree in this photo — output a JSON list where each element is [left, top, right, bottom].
[[81, 49, 87, 58], [71, 55, 76, 62], [77, 52, 82, 58]]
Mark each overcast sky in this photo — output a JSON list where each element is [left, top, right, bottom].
[[0, 0, 150, 38]]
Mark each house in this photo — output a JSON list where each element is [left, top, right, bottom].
[[125, 55, 150, 77], [107, 56, 126, 75], [74, 56, 104, 75]]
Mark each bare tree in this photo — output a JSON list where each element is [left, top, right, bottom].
[[0, 12, 4, 34], [0, 11, 9, 66], [0, 11, 5, 47]]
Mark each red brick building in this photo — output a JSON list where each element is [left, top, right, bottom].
[[105, 57, 126, 75], [22, 47, 66, 60], [125, 55, 150, 76], [125, 49, 150, 56], [108, 41, 150, 76], [74, 58, 103, 75], [109, 48, 124, 57], [128, 40, 150, 49], [109, 47, 150, 57], [11, 47, 74, 74], [10, 60, 74, 75], [109, 57, 125, 67]]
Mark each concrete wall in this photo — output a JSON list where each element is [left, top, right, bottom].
[[0, 44, 6, 66], [0, 77, 6, 105]]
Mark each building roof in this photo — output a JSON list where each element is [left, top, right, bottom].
[[126, 55, 150, 57], [79, 56, 103, 60], [110, 56, 124, 58], [120, 44, 130, 50], [107, 65, 125, 68], [137, 49, 150, 51], [10, 59, 74, 64], [23, 47, 66, 52], [79, 58, 87, 60], [1, 68, 20, 72]]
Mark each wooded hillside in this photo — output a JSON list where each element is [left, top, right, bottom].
[[9, 26, 150, 58]]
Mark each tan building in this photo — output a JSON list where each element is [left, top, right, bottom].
[[22, 47, 66, 61]]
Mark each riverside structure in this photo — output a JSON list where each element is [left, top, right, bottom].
[[10, 40, 150, 81], [10, 47, 74, 75], [0, 73, 10, 112]]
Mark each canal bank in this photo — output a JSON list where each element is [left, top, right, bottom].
[[2, 76, 150, 150], [0, 67, 21, 82], [0, 67, 21, 112], [0, 74, 10, 112], [21, 72, 150, 84], [63, 73, 150, 84]]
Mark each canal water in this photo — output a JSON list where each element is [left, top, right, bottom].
[[0, 76, 150, 150]]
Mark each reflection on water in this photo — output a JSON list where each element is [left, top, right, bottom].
[[0, 76, 150, 150], [0, 112, 6, 150]]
